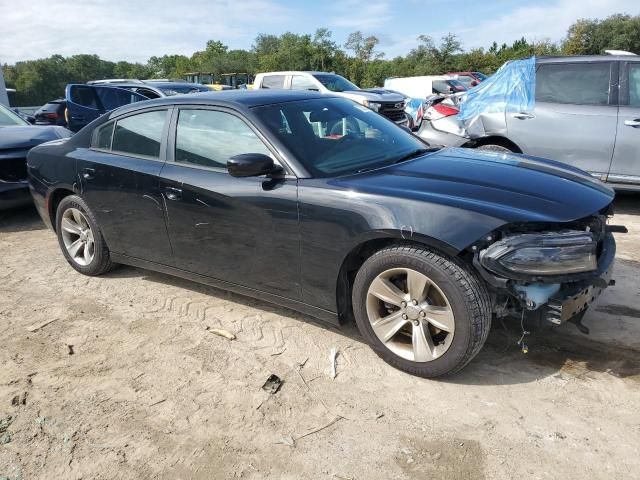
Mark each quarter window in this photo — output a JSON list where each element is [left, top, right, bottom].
[[536, 63, 611, 105], [94, 121, 114, 149], [175, 109, 271, 170], [111, 110, 167, 158], [629, 64, 640, 107], [261, 75, 285, 89]]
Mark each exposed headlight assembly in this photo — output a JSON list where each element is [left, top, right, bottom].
[[362, 100, 381, 112], [479, 231, 597, 278]]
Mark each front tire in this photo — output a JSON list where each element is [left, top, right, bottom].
[[55, 195, 115, 276], [352, 245, 491, 378]]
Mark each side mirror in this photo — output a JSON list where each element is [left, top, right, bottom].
[[471, 80, 478, 87], [227, 153, 282, 177]]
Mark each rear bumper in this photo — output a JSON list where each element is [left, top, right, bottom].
[[417, 120, 468, 147], [0, 180, 32, 210]]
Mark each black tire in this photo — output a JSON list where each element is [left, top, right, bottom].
[[55, 195, 116, 276], [476, 144, 513, 153], [352, 245, 491, 378]]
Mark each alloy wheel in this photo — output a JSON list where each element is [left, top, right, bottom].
[[60, 208, 95, 266], [366, 267, 455, 362]]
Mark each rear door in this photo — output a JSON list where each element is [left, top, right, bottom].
[[65, 84, 148, 132], [506, 61, 618, 177], [608, 61, 640, 185], [75, 108, 174, 264]]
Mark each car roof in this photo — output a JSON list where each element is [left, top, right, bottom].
[[144, 81, 208, 88], [109, 89, 331, 117], [257, 71, 334, 76], [537, 54, 640, 63]]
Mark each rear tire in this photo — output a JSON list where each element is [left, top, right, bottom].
[[476, 144, 513, 153], [352, 245, 491, 378], [55, 195, 116, 276]]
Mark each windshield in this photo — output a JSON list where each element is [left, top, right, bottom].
[[160, 85, 209, 95], [254, 97, 429, 177], [451, 76, 475, 88], [473, 72, 488, 81], [312, 74, 359, 92], [0, 104, 29, 127]]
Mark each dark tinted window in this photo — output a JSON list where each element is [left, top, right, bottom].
[[70, 86, 98, 108], [536, 62, 611, 105], [291, 75, 318, 91], [629, 63, 640, 107], [261, 75, 285, 89], [175, 109, 271, 170], [94, 121, 114, 149], [96, 87, 147, 110], [112, 110, 167, 158]]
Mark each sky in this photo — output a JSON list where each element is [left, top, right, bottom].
[[1, 0, 639, 64]]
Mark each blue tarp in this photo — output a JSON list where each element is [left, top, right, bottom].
[[458, 56, 536, 121]]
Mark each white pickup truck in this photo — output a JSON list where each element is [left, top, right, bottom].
[[254, 71, 409, 127]]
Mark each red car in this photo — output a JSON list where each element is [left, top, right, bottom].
[[446, 71, 488, 88]]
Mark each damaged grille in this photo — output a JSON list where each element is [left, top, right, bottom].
[[0, 156, 28, 182]]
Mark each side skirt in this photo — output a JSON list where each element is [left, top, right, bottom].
[[110, 253, 340, 326]]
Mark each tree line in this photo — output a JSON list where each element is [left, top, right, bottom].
[[4, 13, 639, 106]]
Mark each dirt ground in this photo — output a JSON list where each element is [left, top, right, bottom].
[[1, 195, 639, 480]]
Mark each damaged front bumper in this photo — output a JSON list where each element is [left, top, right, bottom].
[[473, 224, 618, 328]]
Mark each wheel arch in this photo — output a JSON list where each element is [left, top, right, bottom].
[[335, 232, 461, 325], [463, 136, 523, 153], [47, 187, 76, 232]]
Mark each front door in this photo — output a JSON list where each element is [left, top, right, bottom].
[[159, 107, 301, 299], [506, 61, 617, 177], [75, 108, 174, 264], [609, 61, 640, 185]]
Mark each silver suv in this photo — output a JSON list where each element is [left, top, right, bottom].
[[254, 71, 409, 127], [419, 55, 640, 190]]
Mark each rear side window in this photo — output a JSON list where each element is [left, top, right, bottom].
[[93, 121, 114, 150], [111, 110, 167, 158], [175, 109, 271, 170], [70, 86, 98, 108], [261, 75, 285, 89], [628, 64, 640, 107], [536, 63, 611, 105]]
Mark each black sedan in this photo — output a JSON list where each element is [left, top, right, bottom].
[[27, 90, 618, 377]]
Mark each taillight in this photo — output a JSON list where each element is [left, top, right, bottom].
[[426, 103, 459, 121], [45, 112, 58, 119]]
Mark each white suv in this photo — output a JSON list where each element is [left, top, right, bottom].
[[254, 71, 409, 127]]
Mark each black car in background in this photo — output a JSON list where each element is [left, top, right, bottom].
[[34, 99, 67, 127], [1, 103, 71, 210], [27, 90, 618, 377]]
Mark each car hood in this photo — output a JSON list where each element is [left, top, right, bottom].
[[337, 89, 406, 103], [335, 147, 614, 223], [0, 125, 72, 153]]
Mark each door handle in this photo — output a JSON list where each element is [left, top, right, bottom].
[[512, 112, 535, 120], [624, 119, 640, 128], [81, 167, 96, 180], [164, 186, 182, 201]]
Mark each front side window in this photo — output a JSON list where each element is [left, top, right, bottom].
[[111, 110, 167, 158], [312, 74, 358, 92], [254, 97, 429, 177], [0, 104, 29, 126], [96, 87, 147, 110], [628, 63, 640, 107], [536, 62, 611, 105], [291, 75, 318, 91], [260, 75, 285, 89], [175, 109, 271, 170]]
